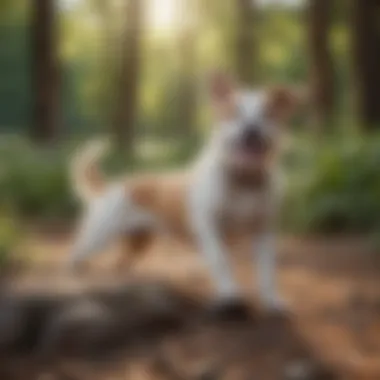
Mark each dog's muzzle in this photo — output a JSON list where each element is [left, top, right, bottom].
[[239, 126, 269, 156]]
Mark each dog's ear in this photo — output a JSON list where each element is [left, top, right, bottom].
[[209, 71, 235, 103], [266, 86, 306, 123]]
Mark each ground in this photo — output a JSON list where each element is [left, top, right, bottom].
[[2, 230, 380, 379]]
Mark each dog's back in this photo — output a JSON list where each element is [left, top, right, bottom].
[[127, 171, 193, 241]]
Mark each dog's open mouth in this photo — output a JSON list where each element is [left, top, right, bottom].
[[233, 137, 270, 167]]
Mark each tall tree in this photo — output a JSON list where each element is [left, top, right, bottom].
[[112, 0, 143, 153], [235, 0, 257, 86], [177, 0, 199, 140], [91, 0, 117, 128], [308, 0, 334, 129], [31, 0, 59, 143], [351, 0, 380, 129]]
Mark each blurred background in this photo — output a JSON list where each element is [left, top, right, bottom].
[[1, 0, 380, 259], [1, 4, 380, 378]]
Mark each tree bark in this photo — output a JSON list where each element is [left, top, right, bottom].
[[177, 0, 198, 140], [112, 0, 143, 154], [235, 0, 257, 86], [92, 0, 115, 125], [308, 0, 334, 129], [351, 0, 380, 130], [31, 0, 60, 144]]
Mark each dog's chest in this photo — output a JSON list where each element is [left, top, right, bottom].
[[217, 187, 271, 231]]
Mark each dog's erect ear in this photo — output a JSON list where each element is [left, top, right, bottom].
[[266, 86, 306, 122], [209, 71, 235, 103]]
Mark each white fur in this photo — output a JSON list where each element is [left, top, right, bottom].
[[70, 139, 110, 202], [68, 183, 159, 270], [188, 154, 283, 307], [188, 147, 239, 297], [68, 89, 287, 309], [187, 89, 286, 308]]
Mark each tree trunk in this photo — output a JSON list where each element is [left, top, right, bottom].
[[93, 0, 115, 128], [351, 0, 380, 130], [308, 0, 334, 129], [31, 0, 60, 144], [177, 0, 198, 140], [235, 0, 257, 86], [112, 0, 143, 154]]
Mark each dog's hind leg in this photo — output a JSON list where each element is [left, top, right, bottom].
[[116, 229, 155, 274], [67, 184, 128, 272]]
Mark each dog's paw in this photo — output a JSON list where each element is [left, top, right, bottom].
[[262, 296, 291, 315], [65, 260, 88, 276], [205, 296, 252, 322]]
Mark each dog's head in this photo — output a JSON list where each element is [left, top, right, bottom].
[[209, 72, 302, 174]]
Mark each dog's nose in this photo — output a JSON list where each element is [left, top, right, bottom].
[[241, 126, 266, 150]]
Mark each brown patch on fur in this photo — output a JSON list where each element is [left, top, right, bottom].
[[210, 71, 235, 102], [214, 98, 238, 122], [209, 71, 238, 122], [117, 229, 155, 273], [124, 170, 271, 259], [226, 167, 269, 191], [266, 86, 301, 122], [127, 172, 192, 242], [114, 172, 195, 273], [83, 163, 105, 196]]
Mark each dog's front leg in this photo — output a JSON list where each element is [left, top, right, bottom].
[[191, 211, 238, 299], [254, 231, 287, 310]]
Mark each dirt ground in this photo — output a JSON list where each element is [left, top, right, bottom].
[[2, 231, 380, 379]]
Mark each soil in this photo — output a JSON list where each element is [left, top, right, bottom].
[[0, 233, 379, 379]]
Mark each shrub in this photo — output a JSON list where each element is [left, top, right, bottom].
[[283, 133, 380, 234], [0, 210, 20, 267], [0, 136, 76, 219], [1, 133, 380, 236], [0, 136, 193, 221]]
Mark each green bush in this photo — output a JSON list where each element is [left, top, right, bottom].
[[283, 133, 380, 234], [0, 210, 20, 267], [0, 136, 194, 220], [1, 133, 380, 236], [0, 136, 76, 219]]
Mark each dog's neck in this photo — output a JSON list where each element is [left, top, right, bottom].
[[223, 166, 270, 191], [193, 139, 273, 192]]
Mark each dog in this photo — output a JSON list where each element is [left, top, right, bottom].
[[68, 72, 302, 310]]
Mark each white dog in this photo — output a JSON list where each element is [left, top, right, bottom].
[[68, 72, 301, 310]]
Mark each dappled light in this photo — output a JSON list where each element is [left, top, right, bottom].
[[1, 0, 380, 379]]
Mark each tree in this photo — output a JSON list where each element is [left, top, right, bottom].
[[351, 0, 380, 130], [177, 0, 199, 140], [112, 0, 143, 153], [31, 0, 60, 143], [235, 0, 257, 85], [90, 0, 118, 129], [308, 0, 334, 129]]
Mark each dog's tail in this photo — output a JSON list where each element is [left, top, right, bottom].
[[70, 139, 110, 202]]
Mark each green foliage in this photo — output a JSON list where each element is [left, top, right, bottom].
[[0, 207, 20, 267], [1, 133, 380, 237], [0, 136, 195, 220], [0, 19, 31, 131], [283, 133, 380, 234], [0, 137, 75, 219], [0, 0, 376, 238], [0, 0, 326, 136]]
